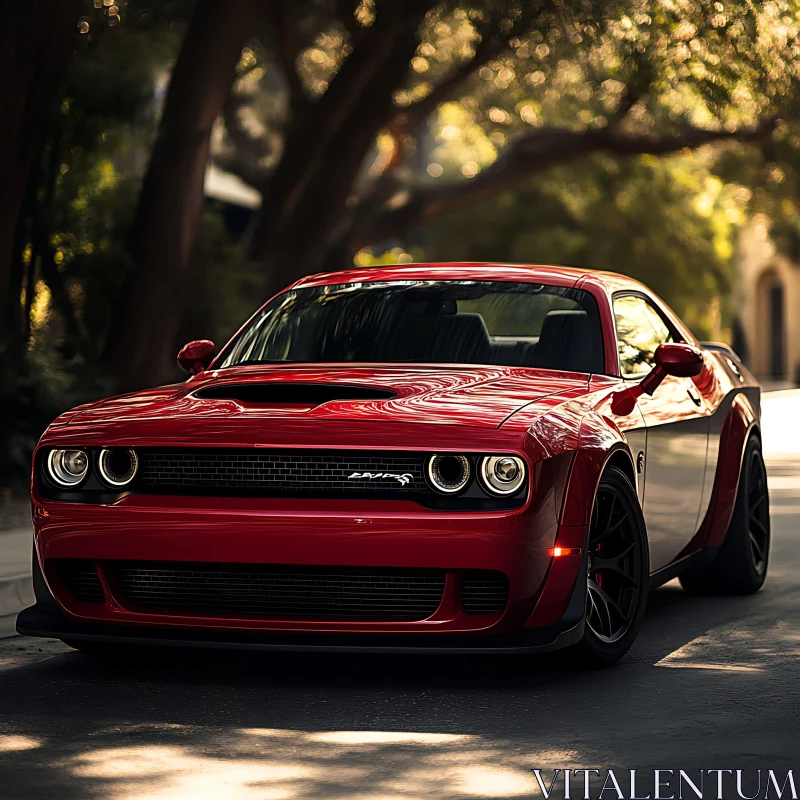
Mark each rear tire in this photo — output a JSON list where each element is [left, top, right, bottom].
[[679, 436, 769, 595], [569, 465, 650, 668]]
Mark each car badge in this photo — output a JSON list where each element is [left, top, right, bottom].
[[348, 471, 414, 487]]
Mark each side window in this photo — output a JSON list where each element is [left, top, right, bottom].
[[614, 295, 674, 376]]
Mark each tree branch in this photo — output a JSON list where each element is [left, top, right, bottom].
[[369, 2, 554, 188], [391, 2, 553, 135], [608, 51, 656, 126], [252, 0, 437, 252], [348, 119, 777, 250]]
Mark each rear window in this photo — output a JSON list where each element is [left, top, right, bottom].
[[218, 280, 604, 373]]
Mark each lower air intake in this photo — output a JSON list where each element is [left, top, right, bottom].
[[59, 560, 105, 603], [460, 571, 509, 614], [108, 562, 446, 621]]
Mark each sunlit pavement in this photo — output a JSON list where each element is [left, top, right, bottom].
[[0, 394, 798, 799]]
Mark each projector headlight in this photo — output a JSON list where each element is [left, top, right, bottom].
[[479, 455, 526, 496], [426, 454, 471, 494], [97, 448, 139, 487], [46, 449, 89, 487]]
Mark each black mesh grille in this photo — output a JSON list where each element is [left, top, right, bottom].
[[108, 562, 446, 620], [60, 560, 105, 603], [461, 571, 509, 614], [138, 449, 426, 495]]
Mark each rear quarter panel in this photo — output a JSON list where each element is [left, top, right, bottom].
[[683, 351, 761, 554]]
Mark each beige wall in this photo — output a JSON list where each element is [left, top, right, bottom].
[[736, 217, 800, 382]]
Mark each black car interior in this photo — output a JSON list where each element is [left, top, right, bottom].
[[225, 282, 605, 374], [313, 299, 602, 373]]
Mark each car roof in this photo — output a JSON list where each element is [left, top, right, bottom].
[[291, 262, 649, 295]]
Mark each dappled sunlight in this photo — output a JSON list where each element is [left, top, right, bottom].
[[307, 731, 470, 745], [71, 745, 321, 800], [55, 726, 578, 800], [444, 766, 533, 797], [0, 735, 42, 752], [656, 618, 800, 672], [657, 661, 764, 673], [0, 638, 67, 674]]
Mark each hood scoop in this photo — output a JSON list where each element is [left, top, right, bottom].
[[192, 383, 396, 405]]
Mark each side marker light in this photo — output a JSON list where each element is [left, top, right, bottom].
[[551, 547, 582, 557]]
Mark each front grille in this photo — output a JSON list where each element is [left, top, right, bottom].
[[138, 449, 427, 496], [59, 560, 105, 603], [461, 571, 509, 614], [108, 562, 446, 620]]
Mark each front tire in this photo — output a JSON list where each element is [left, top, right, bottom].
[[680, 435, 769, 595], [570, 465, 650, 667]]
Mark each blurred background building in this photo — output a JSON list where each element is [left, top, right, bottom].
[[736, 217, 800, 386]]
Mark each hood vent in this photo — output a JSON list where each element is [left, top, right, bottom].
[[192, 383, 396, 405]]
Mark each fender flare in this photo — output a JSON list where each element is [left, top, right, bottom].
[[523, 414, 636, 630], [559, 412, 637, 527], [682, 392, 760, 554]]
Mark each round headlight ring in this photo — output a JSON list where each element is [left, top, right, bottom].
[[46, 448, 89, 487], [479, 455, 526, 496], [98, 448, 139, 487], [426, 454, 471, 494]]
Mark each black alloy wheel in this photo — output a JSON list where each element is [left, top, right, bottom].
[[571, 465, 649, 667], [746, 447, 770, 576], [586, 477, 645, 643]]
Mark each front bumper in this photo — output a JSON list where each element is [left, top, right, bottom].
[[18, 537, 588, 653], [24, 481, 588, 648], [17, 603, 585, 654]]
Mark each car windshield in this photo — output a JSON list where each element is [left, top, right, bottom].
[[218, 280, 604, 373]]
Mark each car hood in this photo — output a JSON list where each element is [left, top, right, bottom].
[[68, 365, 589, 430]]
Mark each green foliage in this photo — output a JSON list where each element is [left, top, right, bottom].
[[715, 118, 800, 262], [0, 332, 110, 485], [424, 151, 746, 339], [0, 13, 190, 484], [415, 1, 800, 149], [51, 165, 140, 352], [47, 23, 183, 347]]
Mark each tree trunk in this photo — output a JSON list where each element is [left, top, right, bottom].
[[252, 3, 432, 298], [104, 0, 263, 391], [0, 0, 83, 354]]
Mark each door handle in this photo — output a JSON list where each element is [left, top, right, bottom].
[[687, 389, 702, 407]]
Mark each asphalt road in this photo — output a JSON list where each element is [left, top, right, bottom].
[[0, 394, 798, 800]]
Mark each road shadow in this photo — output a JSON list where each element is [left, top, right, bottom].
[[0, 458, 796, 798], [0, 581, 762, 696], [1, 578, 797, 800]]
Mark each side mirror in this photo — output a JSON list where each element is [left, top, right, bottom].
[[641, 343, 704, 395], [177, 340, 215, 375]]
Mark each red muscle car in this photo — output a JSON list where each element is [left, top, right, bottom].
[[18, 263, 770, 665]]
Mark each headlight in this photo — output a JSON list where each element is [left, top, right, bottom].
[[479, 455, 526, 496], [46, 449, 89, 487], [427, 454, 471, 494], [98, 448, 139, 487]]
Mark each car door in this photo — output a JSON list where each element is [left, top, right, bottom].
[[613, 294, 710, 572]]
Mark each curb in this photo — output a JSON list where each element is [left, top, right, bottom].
[[0, 573, 33, 619]]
